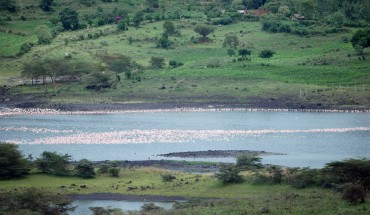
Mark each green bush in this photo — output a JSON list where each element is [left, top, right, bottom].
[[342, 185, 366, 205], [215, 164, 243, 184], [161, 173, 176, 182], [108, 167, 120, 177], [75, 159, 95, 179]]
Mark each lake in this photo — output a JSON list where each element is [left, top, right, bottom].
[[1, 110, 369, 168]]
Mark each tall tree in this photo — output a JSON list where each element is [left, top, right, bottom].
[[0, 143, 30, 179]]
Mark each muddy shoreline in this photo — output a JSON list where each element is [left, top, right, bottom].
[[69, 193, 188, 201]]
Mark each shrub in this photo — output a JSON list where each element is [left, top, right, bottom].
[[108, 167, 120, 177], [18, 42, 33, 56], [98, 163, 109, 174], [215, 164, 243, 184], [116, 20, 126, 31], [150, 56, 165, 69], [75, 159, 95, 179], [342, 185, 366, 205], [141, 203, 163, 212], [169, 60, 184, 68], [161, 173, 176, 182]]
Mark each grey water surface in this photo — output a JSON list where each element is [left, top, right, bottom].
[[1, 111, 369, 168]]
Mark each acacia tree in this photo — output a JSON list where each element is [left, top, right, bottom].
[[324, 158, 370, 199], [194, 25, 215, 42], [35, 151, 72, 176], [236, 155, 263, 171], [215, 164, 243, 184], [0, 143, 30, 179], [133, 11, 144, 27]]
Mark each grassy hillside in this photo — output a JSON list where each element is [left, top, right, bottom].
[[0, 0, 369, 109]]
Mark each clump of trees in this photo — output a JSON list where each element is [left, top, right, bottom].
[[21, 58, 92, 85], [35, 151, 72, 176]]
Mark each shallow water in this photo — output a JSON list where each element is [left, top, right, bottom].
[[69, 200, 174, 215], [1, 111, 369, 168]]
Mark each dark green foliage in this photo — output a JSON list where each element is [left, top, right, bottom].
[[163, 20, 176, 36], [156, 33, 172, 49], [267, 166, 283, 184], [0, 143, 30, 180], [238, 48, 252, 61], [90, 207, 124, 214], [150, 56, 165, 69], [0, 0, 17, 12], [351, 28, 370, 49], [133, 11, 144, 27], [215, 164, 243, 184], [98, 163, 109, 174], [141, 203, 163, 212], [342, 185, 366, 205], [223, 33, 239, 49], [262, 19, 291, 33], [242, 0, 265, 9], [213, 16, 233, 25], [236, 155, 263, 171], [324, 158, 370, 198], [75, 159, 96, 179], [39, 0, 54, 12], [99, 54, 135, 74], [86, 71, 113, 90], [59, 8, 79, 31], [286, 167, 322, 188], [35, 151, 72, 176], [18, 42, 33, 56], [169, 60, 184, 68], [227, 48, 236, 56], [108, 167, 120, 177], [161, 173, 176, 182], [0, 188, 75, 214], [258, 49, 276, 59], [116, 20, 127, 31], [146, 0, 159, 9], [194, 25, 215, 41]]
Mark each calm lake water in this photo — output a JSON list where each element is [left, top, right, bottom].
[[1, 111, 369, 168]]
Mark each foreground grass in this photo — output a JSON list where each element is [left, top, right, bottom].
[[0, 168, 369, 214]]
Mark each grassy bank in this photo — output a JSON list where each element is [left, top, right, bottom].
[[0, 167, 369, 214]]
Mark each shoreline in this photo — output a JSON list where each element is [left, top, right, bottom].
[[68, 193, 188, 201], [1, 106, 369, 117]]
